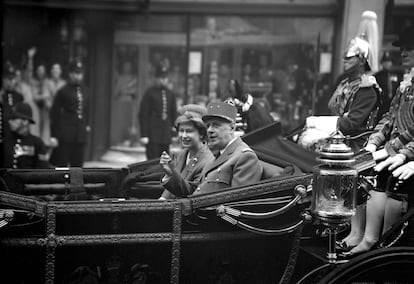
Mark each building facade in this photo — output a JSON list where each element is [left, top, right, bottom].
[[1, 0, 412, 162]]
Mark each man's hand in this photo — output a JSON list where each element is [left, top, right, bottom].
[[159, 151, 173, 176], [364, 144, 377, 153], [140, 137, 149, 145], [392, 161, 414, 181], [374, 154, 406, 172]]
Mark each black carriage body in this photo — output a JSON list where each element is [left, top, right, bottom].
[[3, 122, 413, 283]]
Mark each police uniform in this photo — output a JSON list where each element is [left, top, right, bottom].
[[139, 65, 177, 160], [4, 102, 50, 169], [6, 132, 50, 169], [50, 61, 88, 167], [1, 63, 24, 167]]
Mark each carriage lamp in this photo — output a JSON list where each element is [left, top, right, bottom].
[[311, 130, 358, 263]]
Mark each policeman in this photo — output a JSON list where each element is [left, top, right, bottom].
[[5, 102, 50, 169], [1, 62, 24, 167], [50, 59, 89, 167], [192, 102, 263, 195], [139, 63, 177, 160]]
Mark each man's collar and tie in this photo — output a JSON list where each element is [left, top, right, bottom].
[[219, 136, 237, 156]]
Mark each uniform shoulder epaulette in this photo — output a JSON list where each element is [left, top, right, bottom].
[[241, 148, 254, 153], [360, 74, 378, 88]]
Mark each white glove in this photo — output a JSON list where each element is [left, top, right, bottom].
[[393, 161, 414, 181], [364, 144, 377, 153], [374, 153, 406, 172], [306, 116, 338, 134]]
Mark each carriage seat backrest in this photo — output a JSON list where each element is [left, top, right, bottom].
[[4, 168, 127, 199], [260, 160, 284, 180]]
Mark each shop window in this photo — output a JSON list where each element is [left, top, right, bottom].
[[189, 15, 334, 133]]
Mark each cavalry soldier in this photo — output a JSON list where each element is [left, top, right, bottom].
[[302, 11, 381, 152]]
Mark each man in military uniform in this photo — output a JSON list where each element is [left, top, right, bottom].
[[50, 60, 89, 167], [342, 25, 414, 256], [5, 102, 50, 168], [1, 62, 24, 167], [192, 102, 263, 195], [139, 63, 177, 160]]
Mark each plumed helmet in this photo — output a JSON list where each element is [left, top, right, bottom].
[[344, 10, 379, 72], [345, 37, 370, 59]]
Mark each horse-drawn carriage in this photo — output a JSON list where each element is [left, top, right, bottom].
[[1, 122, 413, 283]]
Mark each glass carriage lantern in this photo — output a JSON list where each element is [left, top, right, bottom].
[[311, 130, 358, 263]]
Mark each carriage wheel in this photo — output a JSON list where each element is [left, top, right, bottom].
[[317, 247, 414, 284]]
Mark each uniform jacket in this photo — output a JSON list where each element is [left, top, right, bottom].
[[160, 144, 214, 198], [50, 83, 89, 143], [368, 78, 414, 160], [1, 89, 24, 167], [4, 132, 51, 169], [193, 137, 263, 195], [139, 85, 177, 144], [330, 74, 380, 137], [327, 74, 380, 151]]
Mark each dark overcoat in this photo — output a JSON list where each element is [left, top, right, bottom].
[[139, 86, 177, 144]]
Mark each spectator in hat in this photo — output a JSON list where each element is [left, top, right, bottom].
[[50, 59, 89, 167], [4, 102, 51, 169], [159, 104, 214, 199], [375, 51, 401, 120], [341, 24, 414, 257], [139, 62, 178, 160], [192, 102, 263, 195]]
